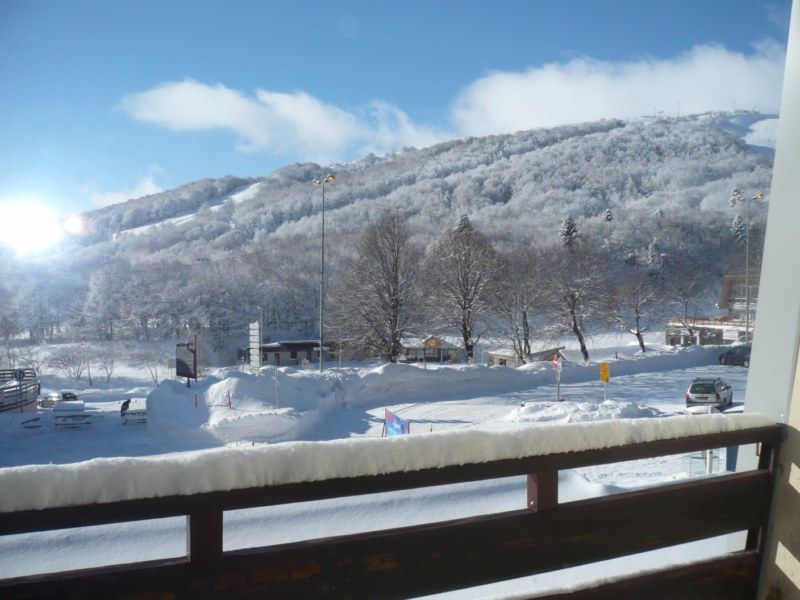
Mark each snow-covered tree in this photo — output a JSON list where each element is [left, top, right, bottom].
[[603, 208, 614, 223], [49, 345, 90, 381], [609, 270, 660, 352], [730, 215, 747, 246], [541, 243, 611, 361], [425, 216, 504, 360], [494, 246, 543, 363], [329, 213, 424, 362], [560, 216, 579, 248]]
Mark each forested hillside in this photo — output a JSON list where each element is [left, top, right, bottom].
[[0, 112, 774, 360]]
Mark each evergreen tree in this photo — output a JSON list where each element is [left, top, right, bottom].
[[730, 214, 747, 246], [560, 216, 578, 247]]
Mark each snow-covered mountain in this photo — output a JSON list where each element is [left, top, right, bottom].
[[1, 111, 776, 347], [72, 111, 774, 262]]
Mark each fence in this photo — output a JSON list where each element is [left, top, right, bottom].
[[0, 419, 782, 598]]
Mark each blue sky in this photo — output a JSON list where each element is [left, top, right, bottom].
[[0, 0, 791, 214]]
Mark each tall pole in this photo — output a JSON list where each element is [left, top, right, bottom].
[[313, 175, 334, 372], [745, 196, 751, 341], [319, 181, 325, 372]]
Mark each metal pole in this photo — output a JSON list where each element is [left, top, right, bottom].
[[556, 370, 561, 401], [319, 182, 325, 372], [745, 197, 750, 341]]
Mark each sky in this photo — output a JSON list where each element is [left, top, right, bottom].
[[0, 0, 792, 215]]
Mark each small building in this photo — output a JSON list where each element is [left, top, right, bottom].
[[401, 336, 457, 363], [240, 341, 333, 367], [486, 347, 565, 368], [665, 270, 759, 347]]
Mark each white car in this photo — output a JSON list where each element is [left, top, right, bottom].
[[685, 378, 733, 410]]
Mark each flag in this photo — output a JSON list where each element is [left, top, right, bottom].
[[384, 408, 410, 436]]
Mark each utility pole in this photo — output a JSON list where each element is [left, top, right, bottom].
[[313, 174, 335, 372]]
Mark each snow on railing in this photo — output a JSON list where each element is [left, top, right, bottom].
[[0, 413, 774, 513]]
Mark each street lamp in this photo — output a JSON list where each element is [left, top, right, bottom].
[[312, 174, 335, 372], [730, 189, 765, 341]]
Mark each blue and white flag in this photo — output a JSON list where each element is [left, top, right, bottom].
[[384, 408, 410, 436]]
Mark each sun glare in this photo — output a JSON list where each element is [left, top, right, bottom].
[[0, 203, 64, 255]]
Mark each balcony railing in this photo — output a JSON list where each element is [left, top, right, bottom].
[[0, 415, 782, 598]]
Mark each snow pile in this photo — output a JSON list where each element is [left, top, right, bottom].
[[506, 400, 664, 424], [517, 344, 723, 381], [146, 346, 727, 444], [147, 370, 338, 444], [0, 412, 773, 513]]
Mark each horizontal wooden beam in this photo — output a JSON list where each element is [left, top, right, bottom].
[[0, 425, 781, 536], [537, 550, 760, 600], [0, 470, 770, 599]]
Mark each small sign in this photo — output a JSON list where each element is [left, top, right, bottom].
[[13, 369, 25, 382], [384, 409, 410, 436], [552, 355, 562, 372], [176, 342, 197, 379], [600, 362, 610, 383]]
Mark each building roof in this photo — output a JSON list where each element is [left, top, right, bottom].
[[261, 340, 325, 350]]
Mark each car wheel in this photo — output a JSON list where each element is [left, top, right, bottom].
[[743, 359, 749, 368]]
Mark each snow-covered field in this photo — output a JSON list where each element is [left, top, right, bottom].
[[0, 335, 757, 597]]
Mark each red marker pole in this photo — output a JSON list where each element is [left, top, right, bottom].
[[194, 392, 198, 408], [227, 390, 232, 409]]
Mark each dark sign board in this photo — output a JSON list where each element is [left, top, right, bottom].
[[176, 342, 197, 379], [13, 369, 26, 382]]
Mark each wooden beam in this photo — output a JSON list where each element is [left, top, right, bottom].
[[0, 425, 781, 536], [0, 470, 771, 599], [537, 551, 760, 600]]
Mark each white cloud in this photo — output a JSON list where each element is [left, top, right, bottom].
[[452, 41, 786, 136], [87, 171, 164, 208], [121, 42, 786, 163], [121, 80, 446, 163]]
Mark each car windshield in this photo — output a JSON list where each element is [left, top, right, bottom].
[[690, 383, 716, 394]]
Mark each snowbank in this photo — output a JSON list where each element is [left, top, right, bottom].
[[506, 400, 664, 424], [0, 413, 773, 513], [145, 345, 726, 445], [146, 371, 338, 444]]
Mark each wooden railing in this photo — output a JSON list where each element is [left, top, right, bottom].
[[0, 423, 782, 599]]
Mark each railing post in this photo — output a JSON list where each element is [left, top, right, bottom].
[[745, 442, 777, 552], [527, 471, 558, 511], [187, 511, 223, 564]]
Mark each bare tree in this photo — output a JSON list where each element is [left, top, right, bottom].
[[0, 294, 21, 364], [94, 346, 117, 383], [424, 216, 504, 361], [17, 346, 45, 377], [665, 266, 704, 345], [132, 349, 167, 384], [541, 243, 611, 361], [329, 213, 424, 362], [609, 271, 660, 352], [49, 345, 90, 381], [494, 246, 544, 363]]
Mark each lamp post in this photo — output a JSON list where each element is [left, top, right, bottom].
[[730, 189, 765, 341], [312, 174, 335, 372]]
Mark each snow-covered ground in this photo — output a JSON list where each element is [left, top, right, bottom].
[[0, 336, 757, 596]]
